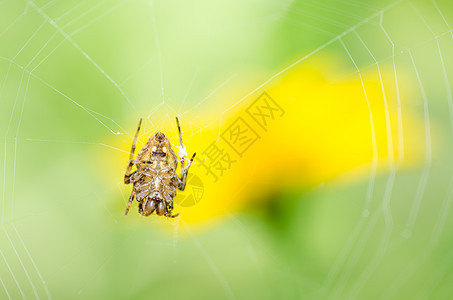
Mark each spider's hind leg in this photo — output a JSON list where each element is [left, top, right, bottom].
[[165, 201, 179, 218], [166, 212, 180, 219], [178, 152, 196, 191]]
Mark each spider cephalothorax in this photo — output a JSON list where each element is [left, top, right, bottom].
[[124, 118, 196, 218]]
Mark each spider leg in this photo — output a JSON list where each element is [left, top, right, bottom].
[[175, 117, 197, 191], [178, 152, 196, 191], [124, 118, 142, 184], [175, 117, 186, 169], [168, 213, 180, 218], [165, 202, 180, 218], [125, 190, 136, 215]]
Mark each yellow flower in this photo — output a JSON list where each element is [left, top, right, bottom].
[[108, 55, 426, 226]]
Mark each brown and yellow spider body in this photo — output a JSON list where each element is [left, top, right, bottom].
[[124, 117, 195, 218]]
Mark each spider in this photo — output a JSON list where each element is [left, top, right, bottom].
[[124, 117, 196, 218]]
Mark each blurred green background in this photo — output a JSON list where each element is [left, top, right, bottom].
[[2, 0, 453, 299]]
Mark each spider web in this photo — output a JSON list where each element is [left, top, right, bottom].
[[1, 0, 453, 299]]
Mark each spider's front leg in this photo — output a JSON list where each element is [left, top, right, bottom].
[[175, 117, 196, 191], [124, 118, 142, 184]]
